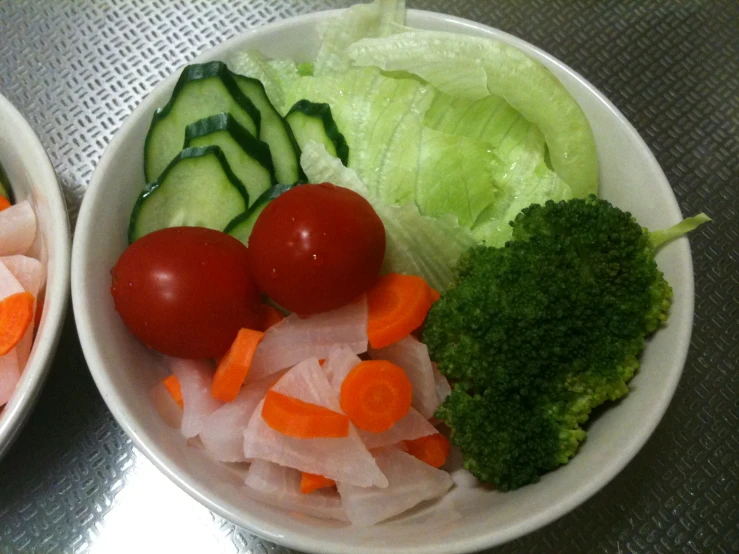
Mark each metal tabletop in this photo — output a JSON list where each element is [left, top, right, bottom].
[[0, 1, 736, 553]]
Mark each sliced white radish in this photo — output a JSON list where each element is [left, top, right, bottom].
[[244, 459, 348, 522], [337, 447, 453, 526], [0, 255, 43, 294], [0, 201, 36, 256], [0, 349, 20, 407], [243, 357, 387, 488], [200, 371, 284, 462], [358, 407, 438, 450], [2, 256, 43, 369], [150, 381, 183, 429], [0, 261, 24, 300], [369, 336, 439, 418], [323, 344, 362, 395], [168, 358, 223, 438], [248, 297, 368, 382], [432, 362, 452, 405]]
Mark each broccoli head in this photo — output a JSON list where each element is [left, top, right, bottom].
[[422, 196, 678, 490]]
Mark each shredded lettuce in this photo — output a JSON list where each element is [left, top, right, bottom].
[[314, 0, 406, 75], [300, 141, 477, 290], [650, 214, 712, 249], [348, 30, 599, 198]]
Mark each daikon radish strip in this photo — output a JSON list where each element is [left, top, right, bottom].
[[248, 297, 368, 382], [323, 344, 362, 395], [244, 459, 348, 522], [200, 371, 284, 462], [0, 349, 20, 406], [0, 201, 36, 256], [337, 447, 453, 526], [358, 408, 437, 450], [168, 358, 223, 438], [243, 358, 387, 488], [150, 380, 183, 429], [432, 362, 452, 405]]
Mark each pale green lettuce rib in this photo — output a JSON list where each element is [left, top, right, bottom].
[[226, 50, 299, 114], [348, 31, 599, 198], [300, 141, 477, 291], [314, 0, 406, 75]]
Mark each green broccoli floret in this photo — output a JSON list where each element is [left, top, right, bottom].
[[422, 196, 706, 491]]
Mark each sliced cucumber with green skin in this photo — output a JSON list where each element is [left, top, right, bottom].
[[130, 146, 249, 243], [0, 163, 11, 201], [225, 183, 293, 246], [144, 61, 261, 182], [233, 74, 302, 185], [286, 100, 349, 166], [185, 113, 276, 207]]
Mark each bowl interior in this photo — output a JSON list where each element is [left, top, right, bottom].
[[72, 9, 694, 554], [0, 93, 71, 459]]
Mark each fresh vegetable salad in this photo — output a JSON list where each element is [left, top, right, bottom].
[[0, 167, 45, 410], [111, 0, 709, 525]]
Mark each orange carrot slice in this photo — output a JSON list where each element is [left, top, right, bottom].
[[163, 374, 184, 408], [300, 472, 336, 494], [259, 304, 284, 330], [428, 287, 441, 303], [366, 273, 434, 349], [339, 360, 412, 433], [405, 433, 451, 468], [262, 389, 350, 439], [0, 291, 34, 356], [0, 196, 11, 212], [212, 328, 265, 402]]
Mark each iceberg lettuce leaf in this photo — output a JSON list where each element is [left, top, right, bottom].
[[300, 141, 477, 291]]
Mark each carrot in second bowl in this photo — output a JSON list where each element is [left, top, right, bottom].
[[262, 389, 350, 439], [0, 291, 34, 356], [340, 360, 412, 433], [366, 273, 433, 349], [212, 328, 265, 402]]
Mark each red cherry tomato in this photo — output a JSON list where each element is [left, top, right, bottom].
[[248, 183, 386, 314], [111, 227, 261, 359]]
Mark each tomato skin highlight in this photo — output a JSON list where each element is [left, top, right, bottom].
[[111, 227, 261, 359], [247, 183, 386, 315]]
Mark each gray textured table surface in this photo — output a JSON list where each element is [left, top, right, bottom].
[[0, 1, 737, 553]]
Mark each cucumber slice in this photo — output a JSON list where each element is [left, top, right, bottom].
[[286, 100, 349, 166], [225, 183, 293, 246], [233, 74, 302, 185], [185, 113, 276, 207], [129, 146, 249, 243], [144, 61, 261, 182], [0, 163, 11, 201]]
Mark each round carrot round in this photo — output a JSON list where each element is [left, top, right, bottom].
[[339, 360, 412, 433]]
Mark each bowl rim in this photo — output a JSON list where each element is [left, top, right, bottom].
[[72, 7, 694, 553], [0, 92, 72, 460]]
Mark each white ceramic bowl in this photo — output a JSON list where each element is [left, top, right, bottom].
[[0, 92, 71, 460], [72, 9, 694, 554]]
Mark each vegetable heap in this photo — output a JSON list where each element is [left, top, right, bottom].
[[0, 172, 45, 408], [422, 196, 708, 490]]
